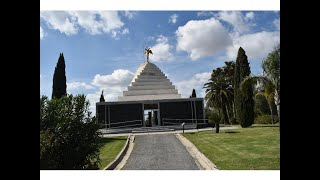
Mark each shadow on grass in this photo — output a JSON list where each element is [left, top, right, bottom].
[[224, 131, 240, 134], [100, 137, 127, 144]]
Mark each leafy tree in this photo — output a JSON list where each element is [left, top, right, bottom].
[[234, 47, 254, 128], [242, 44, 280, 123], [204, 67, 233, 125], [52, 53, 67, 99], [191, 89, 197, 98], [40, 94, 102, 169], [254, 93, 271, 116], [100, 90, 105, 102], [223, 61, 236, 121]]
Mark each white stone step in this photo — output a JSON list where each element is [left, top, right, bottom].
[[123, 89, 178, 96], [118, 94, 181, 101], [134, 78, 169, 82], [140, 72, 164, 76], [131, 81, 173, 86], [128, 85, 176, 90], [137, 75, 167, 79]]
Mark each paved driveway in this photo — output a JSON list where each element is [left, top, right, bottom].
[[122, 134, 199, 170]]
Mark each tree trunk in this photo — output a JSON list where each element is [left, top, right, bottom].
[[222, 105, 230, 125], [225, 105, 230, 124], [267, 99, 274, 124], [233, 102, 236, 119], [215, 123, 220, 133], [274, 91, 280, 123], [276, 104, 280, 123]]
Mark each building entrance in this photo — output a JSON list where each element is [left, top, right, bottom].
[[143, 103, 159, 127]]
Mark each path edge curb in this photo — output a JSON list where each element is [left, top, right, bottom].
[[103, 135, 132, 170], [175, 133, 219, 170]]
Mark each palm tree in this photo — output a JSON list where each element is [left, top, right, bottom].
[[241, 44, 280, 122], [204, 67, 233, 125], [223, 61, 236, 121]]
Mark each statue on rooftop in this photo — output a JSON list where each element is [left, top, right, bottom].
[[144, 47, 153, 62]]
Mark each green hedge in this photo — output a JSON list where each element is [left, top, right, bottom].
[[255, 114, 279, 124]]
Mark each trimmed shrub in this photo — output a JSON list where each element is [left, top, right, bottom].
[[255, 114, 279, 124]]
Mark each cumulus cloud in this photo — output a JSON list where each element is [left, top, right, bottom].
[[197, 11, 215, 17], [122, 28, 129, 35], [40, 11, 78, 36], [87, 69, 134, 114], [245, 12, 255, 21], [40, 11, 127, 38], [169, 14, 178, 24], [175, 72, 211, 98], [86, 93, 100, 115], [226, 31, 280, 60], [122, 11, 137, 19], [150, 35, 174, 62], [91, 69, 133, 101], [273, 18, 280, 31], [67, 81, 94, 90], [92, 69, 133, 87], [217, 11, 252, 34], [176, 18, 232, 60], [40, 26, 44, 40]]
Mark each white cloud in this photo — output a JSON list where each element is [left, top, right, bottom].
[[122, 11, 137, 19], [98, 11, 125, 32], [40, 11, 127, 39], [67, 11, 100, 35], [175, 72, 211, 98], [150, 35, 174, 62], [217, 11, 250, 34], [86, 93, 100, 115], [92, 69, 133, 87], [67, 81, 94, 90], [40, 11, 78, 36], [176, 18, 232, 60], [91, 69, 133, 100], [245, 12, 255, 21], [122, 28, 129, 35], [40, 26, 44, 40], [69, 11, 124, 36], [197, 11, 215, 17], [273, 18, 280, 31], [87, 69, 134, 114], [226, 31, 280, 60], [169, 14, 178, 24]]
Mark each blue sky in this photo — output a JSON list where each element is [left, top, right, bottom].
[[40, 11, 280, 113]]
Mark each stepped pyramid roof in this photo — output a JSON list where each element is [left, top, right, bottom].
[[118, 61, 181, 101]]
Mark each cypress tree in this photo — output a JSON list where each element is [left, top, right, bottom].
[[52, 53, 67, 99], [191, 89, 197, 98], [99, 90, 105, 102], [234, 47, 254, 128]]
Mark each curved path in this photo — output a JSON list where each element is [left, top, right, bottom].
[[122, 134, 199, 170]]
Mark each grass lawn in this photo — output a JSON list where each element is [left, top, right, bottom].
[[182, 124, 279, 170], [98, 136, 128, 169]]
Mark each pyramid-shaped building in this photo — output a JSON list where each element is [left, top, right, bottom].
[[96, 58, 205, 129], [119, 61, 181, 101]]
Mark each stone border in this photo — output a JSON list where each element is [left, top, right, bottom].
[[114, 135, 135, 170], [103, 135, 134, 170], [175, 133, 218, 170]]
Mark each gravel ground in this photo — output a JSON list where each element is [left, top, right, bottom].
[[122, 134, 199, 170]]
